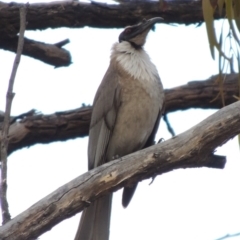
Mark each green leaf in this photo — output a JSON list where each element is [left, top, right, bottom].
[[202, 0, 217, 59], [226, 0, 240, 45], [218, 0, 225, 16]]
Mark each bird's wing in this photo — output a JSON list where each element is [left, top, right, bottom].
[[88, 64, 121, 170], [144, 105, 163, 148], [144, 76, 164, 148]]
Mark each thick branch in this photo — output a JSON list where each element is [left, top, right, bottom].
[[0, 0, 223, 66], [0, 37, 71, 67], [5, 107, 91, 155], [1, 99, 240, 239], [0, 0, 223, 37], [1, 73, 238, 155]]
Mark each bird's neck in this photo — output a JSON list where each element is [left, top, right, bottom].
[[111, 41, 159, 82]]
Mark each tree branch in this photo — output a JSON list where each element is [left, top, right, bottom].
[[0, 0, 224, 66], [215, 232, 240, 240], [1, 98, 240, 239], [5, 107, 91, 155], [0, 73, 238, 155], [0, 4, 27, 224], [165, 74, 238, 112], [0, 0, 224, 37], [0, 37, 71, 68]]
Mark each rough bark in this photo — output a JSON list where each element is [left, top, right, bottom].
[[0, 0, 223, 35], [0, 0, 224, 66], [165, 73, 239, 112], [4, 107, 91, 155], [0, 73, 238, 155], [0, 37, 72, 68], [1, 98, 240, 240]]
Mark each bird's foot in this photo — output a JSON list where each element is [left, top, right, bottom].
[[157, 137, 164, 144], [112, 154, 120, 160]]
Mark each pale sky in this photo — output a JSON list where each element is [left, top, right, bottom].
[[1, 1, 240, 240]]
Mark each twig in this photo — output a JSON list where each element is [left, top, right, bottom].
[[54, 38, 70, 48], [0, 5, 27, 224], [10, 109, 36, 125], [163, 114, 175, 137], [215, 232, 240, 240]]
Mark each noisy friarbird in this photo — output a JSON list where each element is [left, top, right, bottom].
[[74, 17, 165, 240]]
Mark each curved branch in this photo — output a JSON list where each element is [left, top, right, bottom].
[[1, 98, 240, 239], [0, 73, 237, 155]]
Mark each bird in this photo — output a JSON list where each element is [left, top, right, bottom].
[[74, 17, 165, 240]]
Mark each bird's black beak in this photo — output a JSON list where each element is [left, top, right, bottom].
[[119, 17, 163, 43]]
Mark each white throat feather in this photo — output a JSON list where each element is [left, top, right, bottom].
[[111, 41, 159, 82]]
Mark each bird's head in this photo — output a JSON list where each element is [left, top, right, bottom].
[[118, 17, 163, 48]]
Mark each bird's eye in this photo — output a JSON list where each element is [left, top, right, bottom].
[[124, 28, 131, 34]]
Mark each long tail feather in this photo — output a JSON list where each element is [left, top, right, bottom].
[[74, 194, 112, 240]]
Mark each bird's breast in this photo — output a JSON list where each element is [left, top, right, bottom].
[[106, 44, 164, 160], [106, 62, 163, 160]]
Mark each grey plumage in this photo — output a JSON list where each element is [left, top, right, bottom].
[[75, 17, 164, 240]]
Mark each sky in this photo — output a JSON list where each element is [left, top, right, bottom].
[[1, 1, 240, 240]]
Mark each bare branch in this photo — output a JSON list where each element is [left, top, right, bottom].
[[165, 74, 238, 112], [163, 114, 175, 137], [0, 0, 225, 66], [0, 5, 27, 224], [215, 232, 240, 240], [0, 0, 224, 37], [0, 37, 71, 67], [5, 107, 91, 155], [1, 99, 240, 239]]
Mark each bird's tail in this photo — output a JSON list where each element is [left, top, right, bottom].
[[74, 193, 113, 240]]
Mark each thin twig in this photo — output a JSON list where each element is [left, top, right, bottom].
[[215, 232, 240, 240], [0, 5, 27, 224], [54, 38, 70, 48], [163, 114, 175, 137]]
